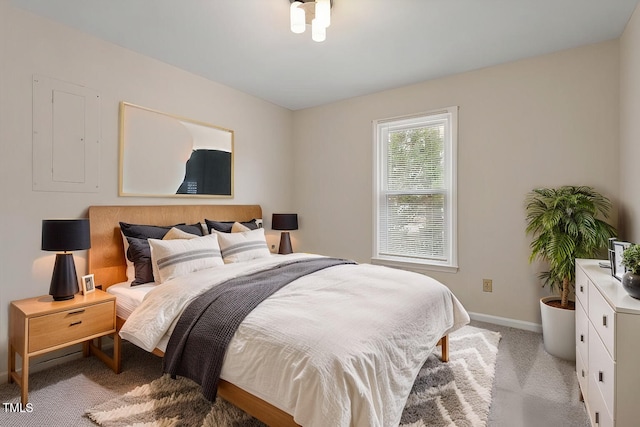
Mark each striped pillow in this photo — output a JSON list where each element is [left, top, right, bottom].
[[148, 233, 223, 283], [149, 227, 201, 283], [217, 228, 271, 263]]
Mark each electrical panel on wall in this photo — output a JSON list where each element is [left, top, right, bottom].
[[32, 75, 100, 193]]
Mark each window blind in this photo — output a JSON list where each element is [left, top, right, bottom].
[[374, 108, 457, 268]]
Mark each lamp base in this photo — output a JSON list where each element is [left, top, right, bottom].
[[278, 232, 294, 255], [49, 253, 79, 301]]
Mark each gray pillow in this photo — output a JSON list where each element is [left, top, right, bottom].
[[119, 222, 203, 239], [126, 237, 154, 286]]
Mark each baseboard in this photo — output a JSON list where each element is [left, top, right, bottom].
[[469, 311, 542, 333], [1, 339, 115, 379]]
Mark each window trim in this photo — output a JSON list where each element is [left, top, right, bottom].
[[372, 106, 458, 273]]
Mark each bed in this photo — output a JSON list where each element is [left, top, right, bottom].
[[87, 204, 469, 427]]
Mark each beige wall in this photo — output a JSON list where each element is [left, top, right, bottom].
[[292, 41, 621, 327], [0, 2, 294, 370], [620, 5, 640, 243]]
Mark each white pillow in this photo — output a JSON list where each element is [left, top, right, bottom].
[[148, 233, 223, 284], [217, 228, 271, 264], [149, 227, 201, 281]]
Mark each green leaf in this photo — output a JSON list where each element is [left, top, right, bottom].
[[525, 186, 616, 294]]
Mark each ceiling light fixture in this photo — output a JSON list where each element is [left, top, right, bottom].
[[290, 0, 333, 42]]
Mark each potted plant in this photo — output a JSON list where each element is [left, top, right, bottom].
[[621, 244, 640, 299], [525, 186, 616, 360]]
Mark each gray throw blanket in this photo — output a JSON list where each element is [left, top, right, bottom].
[[163, 257, 356, 401]]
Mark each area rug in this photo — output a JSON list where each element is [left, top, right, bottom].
[[86, 325, 500, 427]]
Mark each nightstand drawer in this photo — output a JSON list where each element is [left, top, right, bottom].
[[28, 301, 115, 353]]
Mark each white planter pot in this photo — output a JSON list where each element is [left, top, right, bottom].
[[540, 296, 576, 361]]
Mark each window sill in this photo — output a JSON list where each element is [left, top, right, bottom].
[[371, 257, 459, 274]]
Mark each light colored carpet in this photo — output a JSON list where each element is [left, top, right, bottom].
[[0, 321, 589, 426], [478, 321, 590, 427], [0, 341, 164, 427], [86, 325, 500, 427]]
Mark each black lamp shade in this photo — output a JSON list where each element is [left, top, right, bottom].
[[272, 214, 298, 255], [42, 219, 91, 251], [271, 214, 298, 231], [41, 219, 90, 301]]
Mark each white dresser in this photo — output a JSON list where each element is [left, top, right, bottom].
[[575, 259, 640, 426]]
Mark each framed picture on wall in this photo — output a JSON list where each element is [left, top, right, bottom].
[[612, 241, 631, 281], [119, 102, 234, 198]]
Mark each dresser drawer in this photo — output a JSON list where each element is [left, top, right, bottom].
[[576, 347, 588, 397], [588, 281, 615, 359], [588, 322, 615, 417], [587, 382, 613, 427], [576, 301, 589, 365], [28, 301, 115, 353], [576, 265, 589, 309]]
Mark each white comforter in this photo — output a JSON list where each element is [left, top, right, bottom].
[[120, 253, 470, 427]]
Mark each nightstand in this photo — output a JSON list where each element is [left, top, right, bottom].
[[8, 290, 117, 404]]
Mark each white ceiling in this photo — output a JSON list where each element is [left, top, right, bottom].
[[10, 0, 640, 110]]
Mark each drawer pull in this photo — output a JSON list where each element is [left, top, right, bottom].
[[68, 309, 85, 315], [580, 285, 584, 293], [595, 411, 599, 424], [598, 371, 604, 382], [70, 321, 83, 326], [602, 315, 607, 327], [580, 334, 584, 342], [581, 369, 585, 378]]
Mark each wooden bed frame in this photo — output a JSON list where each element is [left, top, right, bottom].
[[86, 204, 449, 427]]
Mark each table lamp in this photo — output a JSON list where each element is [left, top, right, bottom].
[[272, 214, 298, 255], [41, 219, 91, 301]]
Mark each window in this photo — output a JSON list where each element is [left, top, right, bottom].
[[373, 107, 458, 272]]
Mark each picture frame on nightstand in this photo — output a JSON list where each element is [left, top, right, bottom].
[[81, 274, 95, 294]]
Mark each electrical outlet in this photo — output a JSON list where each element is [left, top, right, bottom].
[[482, 279, 493, 292]]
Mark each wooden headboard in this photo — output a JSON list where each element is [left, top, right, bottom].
[[87, 204, 262, 288]]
